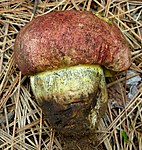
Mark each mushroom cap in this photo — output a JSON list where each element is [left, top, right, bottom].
[[14, 10, 131, 75]]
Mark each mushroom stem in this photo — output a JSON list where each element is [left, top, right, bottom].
[[30, 65, 108, 143]]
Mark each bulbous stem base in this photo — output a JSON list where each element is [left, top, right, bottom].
[[30, 65, 108, 147]]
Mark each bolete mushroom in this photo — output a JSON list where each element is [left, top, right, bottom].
[[14, 10, 131, 148]]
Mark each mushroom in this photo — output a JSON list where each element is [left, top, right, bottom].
[[14, 10, 131, 148]]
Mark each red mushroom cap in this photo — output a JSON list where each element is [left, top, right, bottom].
[[14, 10, 131, 75]]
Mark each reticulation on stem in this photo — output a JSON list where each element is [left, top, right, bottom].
[[30, 65, 108, 136]]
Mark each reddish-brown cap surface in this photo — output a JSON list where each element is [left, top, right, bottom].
[[14, 10, 131, 75]]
